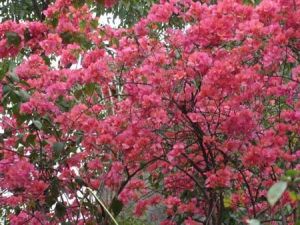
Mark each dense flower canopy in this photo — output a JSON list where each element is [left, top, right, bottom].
[[0, 0, 300, 224]]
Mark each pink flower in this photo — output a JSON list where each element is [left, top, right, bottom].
[[60, 44, 81, 67], [40, 33, 62, 55], [188, 51, 212, 74], [148, 2, 175, 23], [205, 167, 232, 188]]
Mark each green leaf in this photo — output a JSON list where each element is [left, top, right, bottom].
[[288, 191, 298, 201], [286, 169, 300, 178], [79, 20, 87, 31], [84, 83, 96, 96], [16, 90, 30, 102], [62, 222, 72, 225], [294, 177, 300, 183], [223, 195, 232, 208], [90, 19, 99, 29], [29, 150, 38, 162], [75, 177, 86, 187], [10, 91, 21, 104], [5, 32, 21, 46], [52, 141, 65, 160], [56, 95, 74, 112], [60, 32, 92, 49], [25, 134, 36, 146], [42, 54, 51, 66], [16, 114, 31, 125], [110, 37, 119, 47], [74, 89, 83, 99], [0, 60, 10, 81], [53, 142, 65, 152], [72, 0, 85, 8], [247, 219, 260, 225], [180, 189, 192, 198], [45, 178, 60, 207], [75, 33, 92, 49], [267, 181, 288, 206], [17, 146, 24, 156], [24, 28, 31, 41], [14, 206, 21, 215], [174, 49, 181, 59], [46, 14, 59, 28], [8, 72, 20, 83], [33, 120, 43, 130], [60, 32, 74, 44], [2, 85, 12, 94], [55, 202, 66, 218], [75, 131, 84, 144], [110, 197, 123, 216]]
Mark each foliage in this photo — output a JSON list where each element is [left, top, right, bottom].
[[117, 215, 151, 225], [0, 0, 158, 27], [0, 0, 51, 21], [0, 0, 300, 225]]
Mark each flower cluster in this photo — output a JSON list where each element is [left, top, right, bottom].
[[0, 0, 300, 224]]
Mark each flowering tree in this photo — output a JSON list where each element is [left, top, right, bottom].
[[0, 0, 300, 224]]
